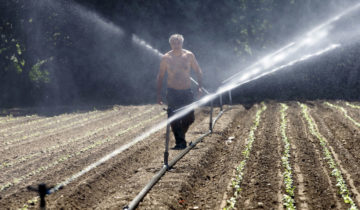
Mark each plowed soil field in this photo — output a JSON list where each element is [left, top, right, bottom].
[[1, 101, 360, 209]]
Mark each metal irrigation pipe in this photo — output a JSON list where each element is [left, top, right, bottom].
[[219, 93, 223, 111], [124, 103, 232, 210], [212, 99, 231, 128], [190, 77, 210, 94], [164, 124, 170, 166], [212, 110, 224, 130], [228, 90, 233, 106], [209, 99, 214, 132], [123, 131, 211, 210], [211, 102, 232, 130], [123, 164, 168, 210]]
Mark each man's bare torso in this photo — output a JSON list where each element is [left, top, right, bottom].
[[163, 49, 193, 90]]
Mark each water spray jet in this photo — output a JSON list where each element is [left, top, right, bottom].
[[223, 3, 360, 86], [221, 44, 341, 92], [222, 42, 295, 83]]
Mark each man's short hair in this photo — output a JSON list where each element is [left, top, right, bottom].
[[169, 34, 184, 44]]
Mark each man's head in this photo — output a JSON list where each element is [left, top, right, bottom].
[[169, 34, 184, 51]]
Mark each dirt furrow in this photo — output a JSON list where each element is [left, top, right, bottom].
[[0, 106, 151, 157], [312, 103, 360, 160], [0, 109, 115, 148], [0, 111, 91, 137], [234, 103, 282, 209], [0, 107, 162, 181], [300, 102, 357, 209], [0, 106, 158, 170], [310, 103, 360, 206], [287, 103, 342, 209], [0, 115, 41, 129], [0, 110, 109, 140]]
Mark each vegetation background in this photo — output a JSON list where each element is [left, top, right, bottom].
[[1, 0, 359, 107]]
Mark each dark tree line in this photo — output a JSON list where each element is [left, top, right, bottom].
[[0, 0, 359, 108]]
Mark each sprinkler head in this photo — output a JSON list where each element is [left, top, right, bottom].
[[27, 183, 53, 208]]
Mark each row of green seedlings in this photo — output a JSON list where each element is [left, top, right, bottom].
[[325, 102, 360, 127], [300, 103, 358, 210], [0, 111, 166, 192], [1, 108, 112, 142], [0, 107, 156, 170], [0, 114, 38, 125], [224, 102, 267, 210], [0, 110, 105, 139], [0, 115, 49, 134], [1, 108, 115, 146], [346, 102, 360, 109], [0, 111, 94, 144], [280, 104, 296, 209], [0, 113, 14, 122], [0, 109, 97, 134]]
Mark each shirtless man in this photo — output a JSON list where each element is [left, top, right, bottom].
[[157, 34, 203, 150]]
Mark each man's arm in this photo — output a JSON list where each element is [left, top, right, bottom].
[[190, 53, 203, 93], [157, 57, 167, 105]]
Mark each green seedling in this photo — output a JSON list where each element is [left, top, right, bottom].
[[280, 103, 296, 210], [224, 102, 267, 210], [325, 102, 360, 127], [300, 103, 358, 210]]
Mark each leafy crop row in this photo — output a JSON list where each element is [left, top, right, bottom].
[[0, 111, 166, 192], [0, 115, 47, 133], [0, 107, 156, 170], [1, 112, 92, 138], [224, 102, 267, 210], [300, 103, 358, 210], [2, 108, 114, 146], [0, 114, 38, 125], [0, 111, 90, 134], [280, 104, 296, 209], [325, 102, 360, 127]]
